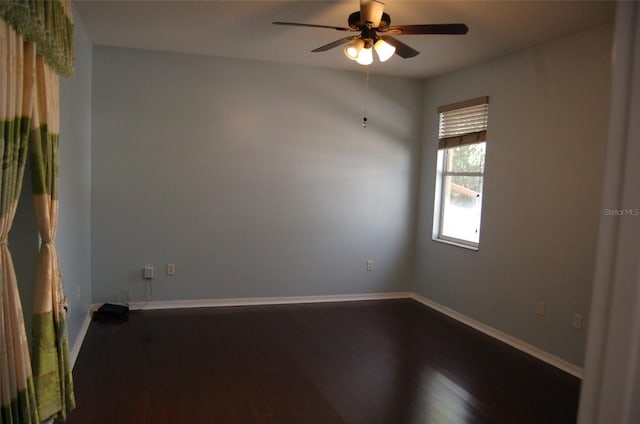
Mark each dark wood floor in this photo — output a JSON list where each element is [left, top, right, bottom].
[[66, 299, 580, 424]]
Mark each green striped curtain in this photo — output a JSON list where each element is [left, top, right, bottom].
[[0, 19, 39, 424], [29, 55, 75, 421], [0, 1, 75, 422]]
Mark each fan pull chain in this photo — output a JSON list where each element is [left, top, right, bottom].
[[363, 66, 370, 128]]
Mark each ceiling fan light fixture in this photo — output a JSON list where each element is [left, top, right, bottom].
[[374, 39, 395, 62], [344, 39, 365, 60], [355, 39, 374, 65], [356, 45, 373, 65]]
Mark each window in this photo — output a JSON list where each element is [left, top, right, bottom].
[[433, 97, 489, 249]]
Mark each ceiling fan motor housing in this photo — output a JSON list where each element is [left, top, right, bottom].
[[348, 11, 391, 30]]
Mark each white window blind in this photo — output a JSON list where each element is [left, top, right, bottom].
[[438, 96, 489, 149]]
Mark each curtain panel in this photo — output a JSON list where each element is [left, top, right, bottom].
[[0, 1, 75, 422], [29, 55, 75, 421], [0, 19, 39, 424]]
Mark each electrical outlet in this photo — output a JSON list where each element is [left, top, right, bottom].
[[143, 266, 154, 280], [367, 260, 374, 271], [167, 263, 175, 276], [536, 302, 545, 316], [572, 313, 583, 330]]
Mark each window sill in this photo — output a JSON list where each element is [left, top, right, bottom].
[[432, 237, 479, 251]]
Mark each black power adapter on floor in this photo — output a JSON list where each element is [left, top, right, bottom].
[[92, 303, 130, 322]]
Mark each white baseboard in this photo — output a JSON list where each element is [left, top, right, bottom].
[[411, 293, 584, 378], [69, 304, 98, 369], [126, 291, 413, 311], [74, 291, 582, 378]]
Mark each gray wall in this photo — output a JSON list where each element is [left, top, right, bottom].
[[58, 6, 93, 349], [10, 159, 38, 344], [414, 25, 613, 366], [91, 47, 422, 303]]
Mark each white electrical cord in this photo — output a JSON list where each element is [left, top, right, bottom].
[[115, 277, 152, 312], [137, 279, 153, 311], [116, 290, 133, 305]]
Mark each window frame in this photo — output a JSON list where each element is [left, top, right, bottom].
[[435, 145, 485, 249], [432, 97, 489, 250]]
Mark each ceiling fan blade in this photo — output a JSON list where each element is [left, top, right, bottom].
[[272, 22, 354, 32], [379, 36, 419, 58], [360, 0, 385, 27], [311, 36, 359, 52], [382, 23, 469, 35]]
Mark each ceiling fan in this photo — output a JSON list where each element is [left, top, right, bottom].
[[273, 0, 468, 65]]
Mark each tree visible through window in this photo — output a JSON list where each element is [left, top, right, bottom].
[[433, 97, 489, 249]]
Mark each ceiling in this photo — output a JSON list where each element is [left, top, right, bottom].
[[74, 0, 615, 79]]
